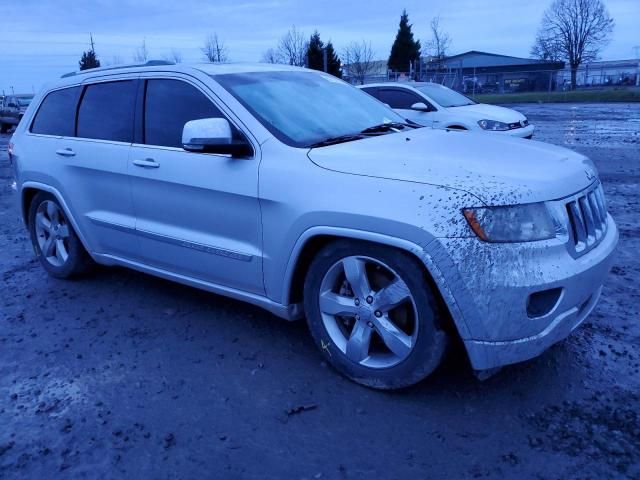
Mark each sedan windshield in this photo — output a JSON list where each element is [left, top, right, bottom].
[[214, 71, 406, 147], [415, 84, 475, 108]]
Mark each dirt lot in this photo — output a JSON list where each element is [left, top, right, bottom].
[[1, 103, 639, 479]]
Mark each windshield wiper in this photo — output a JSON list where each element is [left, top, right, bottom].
[[307, 134, 366, 148], [307, 121, 418, 148], [359, 121, 415, 134]]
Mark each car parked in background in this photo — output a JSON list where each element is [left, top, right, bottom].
[[9, 62, 616, 389], [1, 93, 34, 133], [359, 82, 535, 139]]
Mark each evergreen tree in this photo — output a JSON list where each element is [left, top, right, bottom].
[[325, 41, 342, 78], [305, 31, 342, 78], [388, 9, 421, 73], [79, 50, 101, 71], [306, 31, 325, 71]]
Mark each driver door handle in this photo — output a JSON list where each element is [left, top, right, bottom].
[[55, 148, 76, 157], [133, 158, 160, 169]]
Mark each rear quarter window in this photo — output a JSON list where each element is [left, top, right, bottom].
[[77, 80, 137, 142], [31, 87, 81, 137]]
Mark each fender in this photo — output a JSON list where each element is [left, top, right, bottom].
[[281, 226, 472, 339], [20, 181, 95, 260]]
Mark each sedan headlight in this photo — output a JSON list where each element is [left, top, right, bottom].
[[478, 119, 509, 131], [462, 203, 556, 242]]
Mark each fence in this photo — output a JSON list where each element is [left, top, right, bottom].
[[345, 66, 640, 96]]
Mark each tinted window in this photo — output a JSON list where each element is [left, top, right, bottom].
[[31, 87, 81, 137], [77, 81, 136, 142], [377, 89, 422, 109], [145, 79, 222, 148]]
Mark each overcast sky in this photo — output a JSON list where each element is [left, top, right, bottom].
[[1, 0, 638, 93]]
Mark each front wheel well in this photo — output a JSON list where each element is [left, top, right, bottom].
[[288, 235, 457, 337], [21, 187, 41, 225]]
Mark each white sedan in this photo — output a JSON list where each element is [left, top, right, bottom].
[[359, 82, 535, 139]]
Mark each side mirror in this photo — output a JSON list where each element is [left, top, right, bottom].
[[410, 102, 430, 112], [182, 118, 252, 157]]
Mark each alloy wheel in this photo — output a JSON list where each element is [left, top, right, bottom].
[[34, 200, 71, 267], [318, 255, 419, 369]]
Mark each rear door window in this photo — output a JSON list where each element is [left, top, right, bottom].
[[377, 89, 423, 109], [144, 79, 223, 148], [77, 80, 137, 142], [31, 87, 81, 137]]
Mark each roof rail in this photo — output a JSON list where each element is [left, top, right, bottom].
[[61, 60, 176, 78]]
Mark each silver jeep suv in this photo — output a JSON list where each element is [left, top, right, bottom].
[[9, 61, 618, 388]]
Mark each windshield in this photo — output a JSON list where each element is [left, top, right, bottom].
[[16, 96, 33, 107], [415, 84, 475, 108], [214, 71, 406, 147]]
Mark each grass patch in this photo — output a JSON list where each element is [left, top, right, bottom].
[[473, 87, 640, 104]]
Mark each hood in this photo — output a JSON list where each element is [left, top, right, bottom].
[[307, 128, 596, 205], [447, 103, 526, 123]]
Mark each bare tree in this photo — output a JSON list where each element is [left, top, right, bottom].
[[532, 0, 614, 89], [530, 32, 563, 62], [133, 39, 149, 63], [342, 41, 376, 85], [276, 26, 307, 66], [261, 48, 282, 64], [202, 34, 229, 63], [424, 16, 451, 66], [163, 49, 183, 64], [105, 55, 123, 66]]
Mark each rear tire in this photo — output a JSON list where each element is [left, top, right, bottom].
[[28, 192, 94, 279], [304, 240, 447, 389]]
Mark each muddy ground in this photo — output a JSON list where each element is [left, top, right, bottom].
[[0, 103, 639, 479]]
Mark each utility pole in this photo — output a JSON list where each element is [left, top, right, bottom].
[[323, 48, 328, 73], [90, 33, 95, 54]]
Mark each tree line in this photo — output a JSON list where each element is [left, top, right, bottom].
[[78, 0, 614, 90], [76, 8, 450, 84]]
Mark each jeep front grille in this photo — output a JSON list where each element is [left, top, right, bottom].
[[565, 183, 608, 256]]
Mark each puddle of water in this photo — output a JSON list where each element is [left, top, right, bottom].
[[505, 103, 640, 148]]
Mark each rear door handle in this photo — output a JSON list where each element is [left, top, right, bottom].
[[132, 158, 160, 169], [55, 148, 76, 157]]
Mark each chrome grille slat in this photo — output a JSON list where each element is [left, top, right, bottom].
[[587, 191, 603, 239], [579, 196, 596, 245], [565, 183, 608, 257]]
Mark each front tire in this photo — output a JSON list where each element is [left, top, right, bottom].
[[304, 240, 447, 389], [28, 192, 94, 278]]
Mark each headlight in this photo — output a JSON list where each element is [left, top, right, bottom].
[[478, 119, 509, 131], [462, 203, 556, 242]]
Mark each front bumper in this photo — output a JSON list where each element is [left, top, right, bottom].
[[433, 214, 618, 371]]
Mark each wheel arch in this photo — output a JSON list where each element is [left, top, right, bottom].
[[20, 182, 93, 257], [283, 227, 472, 339]]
